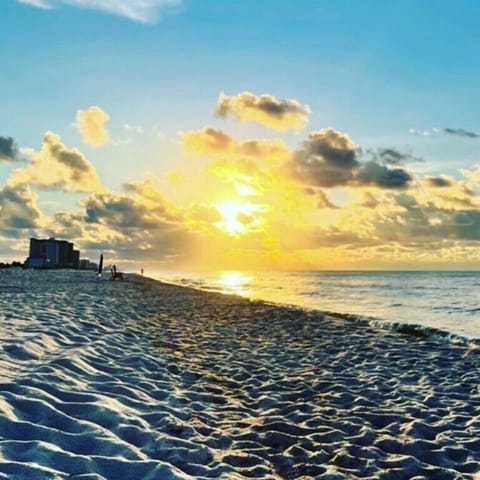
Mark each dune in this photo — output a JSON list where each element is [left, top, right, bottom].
[[0, 269, 478, 479]]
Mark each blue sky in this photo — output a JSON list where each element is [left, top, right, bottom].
[[1, 0, 480, 269]]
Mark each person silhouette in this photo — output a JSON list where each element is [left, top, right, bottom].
[[111, 264, 123, 281]]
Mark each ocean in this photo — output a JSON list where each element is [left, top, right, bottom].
[[154, 270, 480, 340]]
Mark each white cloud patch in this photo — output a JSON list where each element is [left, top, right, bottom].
[[123, 124, 144, 135], [16, 0, 180, 23], [17, 0, 51, 8], [409, 128, 440, 137]]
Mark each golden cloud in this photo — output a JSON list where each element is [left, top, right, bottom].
[[10, 132, 104, 193], [182, 127, 233, 154], [182, 127, 289, 162], [416, 176, 478, 211], [215, 92, 310, 132], [76, 106, 110, 147]]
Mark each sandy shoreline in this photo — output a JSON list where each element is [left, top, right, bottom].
[[0, 269, 479, 479]]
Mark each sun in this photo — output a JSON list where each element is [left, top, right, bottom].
[[215, 200, 262, 236]]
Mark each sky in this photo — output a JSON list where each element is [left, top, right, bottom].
[[1, 0, 480, 271]]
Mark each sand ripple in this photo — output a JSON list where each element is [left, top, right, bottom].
[[0, 269, 478, 479]]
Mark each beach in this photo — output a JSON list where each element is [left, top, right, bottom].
[[0, 269, 479, 479]]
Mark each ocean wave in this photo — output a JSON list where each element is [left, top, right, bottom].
[[156, 270, 480, 340], [372, 320, 480, 348]]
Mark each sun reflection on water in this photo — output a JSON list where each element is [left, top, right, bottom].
[[217, 271, 253, 297]]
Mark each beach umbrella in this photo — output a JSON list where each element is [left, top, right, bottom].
[[98, 253, 103, 276]]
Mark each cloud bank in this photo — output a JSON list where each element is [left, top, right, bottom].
[[3, 97, 480, 269], [215, 92, 310, 132]]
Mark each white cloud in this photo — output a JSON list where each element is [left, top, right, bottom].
[[408, 128, 441, 137], [123, 124, 144, 135], [16, 0, 180, 23], [17, 0, 51, 8]]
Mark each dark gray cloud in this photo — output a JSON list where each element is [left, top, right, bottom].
[[409, 127, 480, 139], [287, 150, 355, 187], [82, 224, 193, 260], [443, 128, 480, 139], [286, 129, 412, 190], [453, 211, 480, 240], [0, 137, 18, 161], [367, 192, 480, 244], [285, 129, 358, 187], [304, 129, 359, 169], [46, 134, 93, 180], [83, 191, 181, 229], [373, 148, 421, 165], [77, 190, 197, 264], [307, 192, 480, 252], [356, 162, 412, 189], [0, 185, 40, 233], [255, 97, 298, 116], [425, 176, 455, 188], [84, 194, 155, 228]]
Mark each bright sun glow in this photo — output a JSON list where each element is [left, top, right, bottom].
[[215, 200, 262, 236], [235, 183, 258, 196], [218, 271, 253, 296]]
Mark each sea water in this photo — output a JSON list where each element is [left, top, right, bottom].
[[155, 271, 480, 340]]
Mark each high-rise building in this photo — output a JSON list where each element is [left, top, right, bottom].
[[26, 237, 80, 269]]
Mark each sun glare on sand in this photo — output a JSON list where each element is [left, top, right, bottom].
[[215, 200, 262, 236]]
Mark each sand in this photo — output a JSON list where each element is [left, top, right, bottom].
[[0, 269, 478, 479]]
